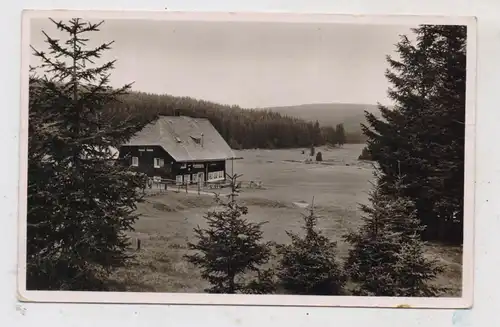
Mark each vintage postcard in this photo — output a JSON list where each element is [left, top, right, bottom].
[[18, 10, 476, 308]]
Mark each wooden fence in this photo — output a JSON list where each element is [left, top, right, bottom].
[[141, 177, 264, 197]]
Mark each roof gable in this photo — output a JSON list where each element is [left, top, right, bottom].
[[124, 116, 235, 162]]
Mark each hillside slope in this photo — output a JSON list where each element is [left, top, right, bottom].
[[263, 103, 383, 134], [105, 91, 351, 149]]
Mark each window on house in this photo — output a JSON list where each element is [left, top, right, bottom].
[[176, 175, 183, 185], [154, 158, 164, 168], [131, 156, 139, 167], [190, 136, 201, 144]]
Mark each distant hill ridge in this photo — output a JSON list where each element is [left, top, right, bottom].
[[262, 103, 385, 134]]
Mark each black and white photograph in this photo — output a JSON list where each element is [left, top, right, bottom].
[[18, 11, 476, 307]]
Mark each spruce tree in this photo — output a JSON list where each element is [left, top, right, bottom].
[[185, 173, 273, 294], [276, 198, 345, 295], [391, 237, 444, 297], [361, 25, 466, 243], [343, 181, 401, 296], [323, 126, 339, 146], [27, 18, 146, 290], [344, 175, 445, 296], [384, 177, 445, 296], [335, 123, 346, 146], [313, 120, 322, 146]]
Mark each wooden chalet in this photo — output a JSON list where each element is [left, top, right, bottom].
[[118, 116, 236, 185]]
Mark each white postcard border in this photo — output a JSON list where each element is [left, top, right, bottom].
[[17, 10, 477, 309]]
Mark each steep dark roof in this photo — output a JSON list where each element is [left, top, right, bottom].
[[124, 116, 235, 162]]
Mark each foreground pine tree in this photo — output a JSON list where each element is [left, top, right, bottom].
[[276, 198, 345, 295], [343, 181, 401, 296], [344, 176, 444, 296], [385, 178, 445, 297], [361, 25, 467, 244], [27, 18, 146, 290], [185, 174, 274, 294]]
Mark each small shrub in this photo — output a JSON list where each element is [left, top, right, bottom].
[[358, 146, 372, 161], [229, 138, 242, 150], [316, 151, 323, 162]]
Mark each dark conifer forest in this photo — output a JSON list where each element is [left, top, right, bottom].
[[105, 91, 351, 149]]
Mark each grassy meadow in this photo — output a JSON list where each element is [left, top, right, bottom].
[[108, 144, 462, 296]]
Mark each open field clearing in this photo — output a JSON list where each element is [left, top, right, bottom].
[[109, 144, 462, 296]]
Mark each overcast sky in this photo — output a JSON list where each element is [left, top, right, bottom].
[[29, 18, 416, 108]]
